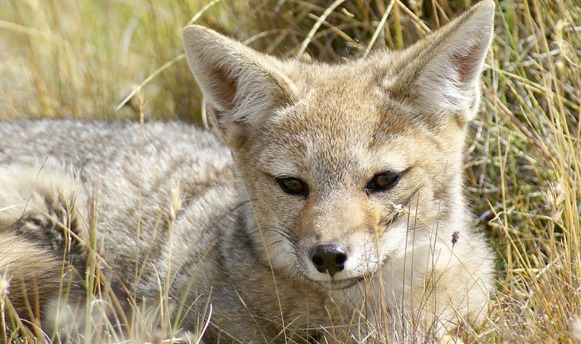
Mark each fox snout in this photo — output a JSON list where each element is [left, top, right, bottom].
[[310, 243, 349, 277], [292, 190, 388, 287]]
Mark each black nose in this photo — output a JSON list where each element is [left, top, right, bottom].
[[310, 244, 348, 277]]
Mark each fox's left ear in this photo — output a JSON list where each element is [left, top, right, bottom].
[[393, 0, 494, 124]]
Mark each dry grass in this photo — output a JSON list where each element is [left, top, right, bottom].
[[0, 0, 580, 342]]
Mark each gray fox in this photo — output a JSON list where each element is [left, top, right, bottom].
[[0, 1, 495, 342]]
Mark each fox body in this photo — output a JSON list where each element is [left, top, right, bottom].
[[0, 1, 495, 342]]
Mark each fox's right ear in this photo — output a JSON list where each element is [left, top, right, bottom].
[[182, 25, 295, 148]]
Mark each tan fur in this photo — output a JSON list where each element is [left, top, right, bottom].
[[0, 1, 495, 342]]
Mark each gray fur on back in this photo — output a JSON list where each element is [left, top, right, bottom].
[[0, 119, 236, 306]]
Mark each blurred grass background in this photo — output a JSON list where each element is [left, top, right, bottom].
[[0, 0, 580, 342]]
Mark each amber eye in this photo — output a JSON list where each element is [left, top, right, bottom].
[[366, 172, 401, 193], [277, 177, 308, 197]]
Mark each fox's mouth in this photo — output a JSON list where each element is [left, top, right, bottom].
[[308, 276, 364, 290]]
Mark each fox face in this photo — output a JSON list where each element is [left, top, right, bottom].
[[183, 0, 494, 291], [231, 67, 466, 289]]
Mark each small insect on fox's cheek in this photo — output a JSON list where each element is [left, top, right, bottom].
[[369, 206, 386, 236], [368, 204, 395, 237]]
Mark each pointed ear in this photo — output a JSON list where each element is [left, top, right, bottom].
[[394, 0, 494, 124], [182, 25, 295, 147]]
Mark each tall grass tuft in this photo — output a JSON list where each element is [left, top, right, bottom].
[[0, 0, 580, 342]]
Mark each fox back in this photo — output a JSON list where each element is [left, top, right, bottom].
[[0, 1, 495, 342]]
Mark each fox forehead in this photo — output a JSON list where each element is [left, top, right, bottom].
[[282, 50, 402, 90], [254, 109, 438, 186], [255, 129, 415, 187], [252, 59, 442, 180], [273, 55, 433, 137]]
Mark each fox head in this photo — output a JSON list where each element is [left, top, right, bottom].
[[183, 1, 494, 289]]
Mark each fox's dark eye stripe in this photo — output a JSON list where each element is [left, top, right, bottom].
[[276, 177, 308, 197], [365, 171, 401, 193]]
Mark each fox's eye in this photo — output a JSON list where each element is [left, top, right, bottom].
[[366, 172, 400, 193], [277, 177, 308, 197]]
